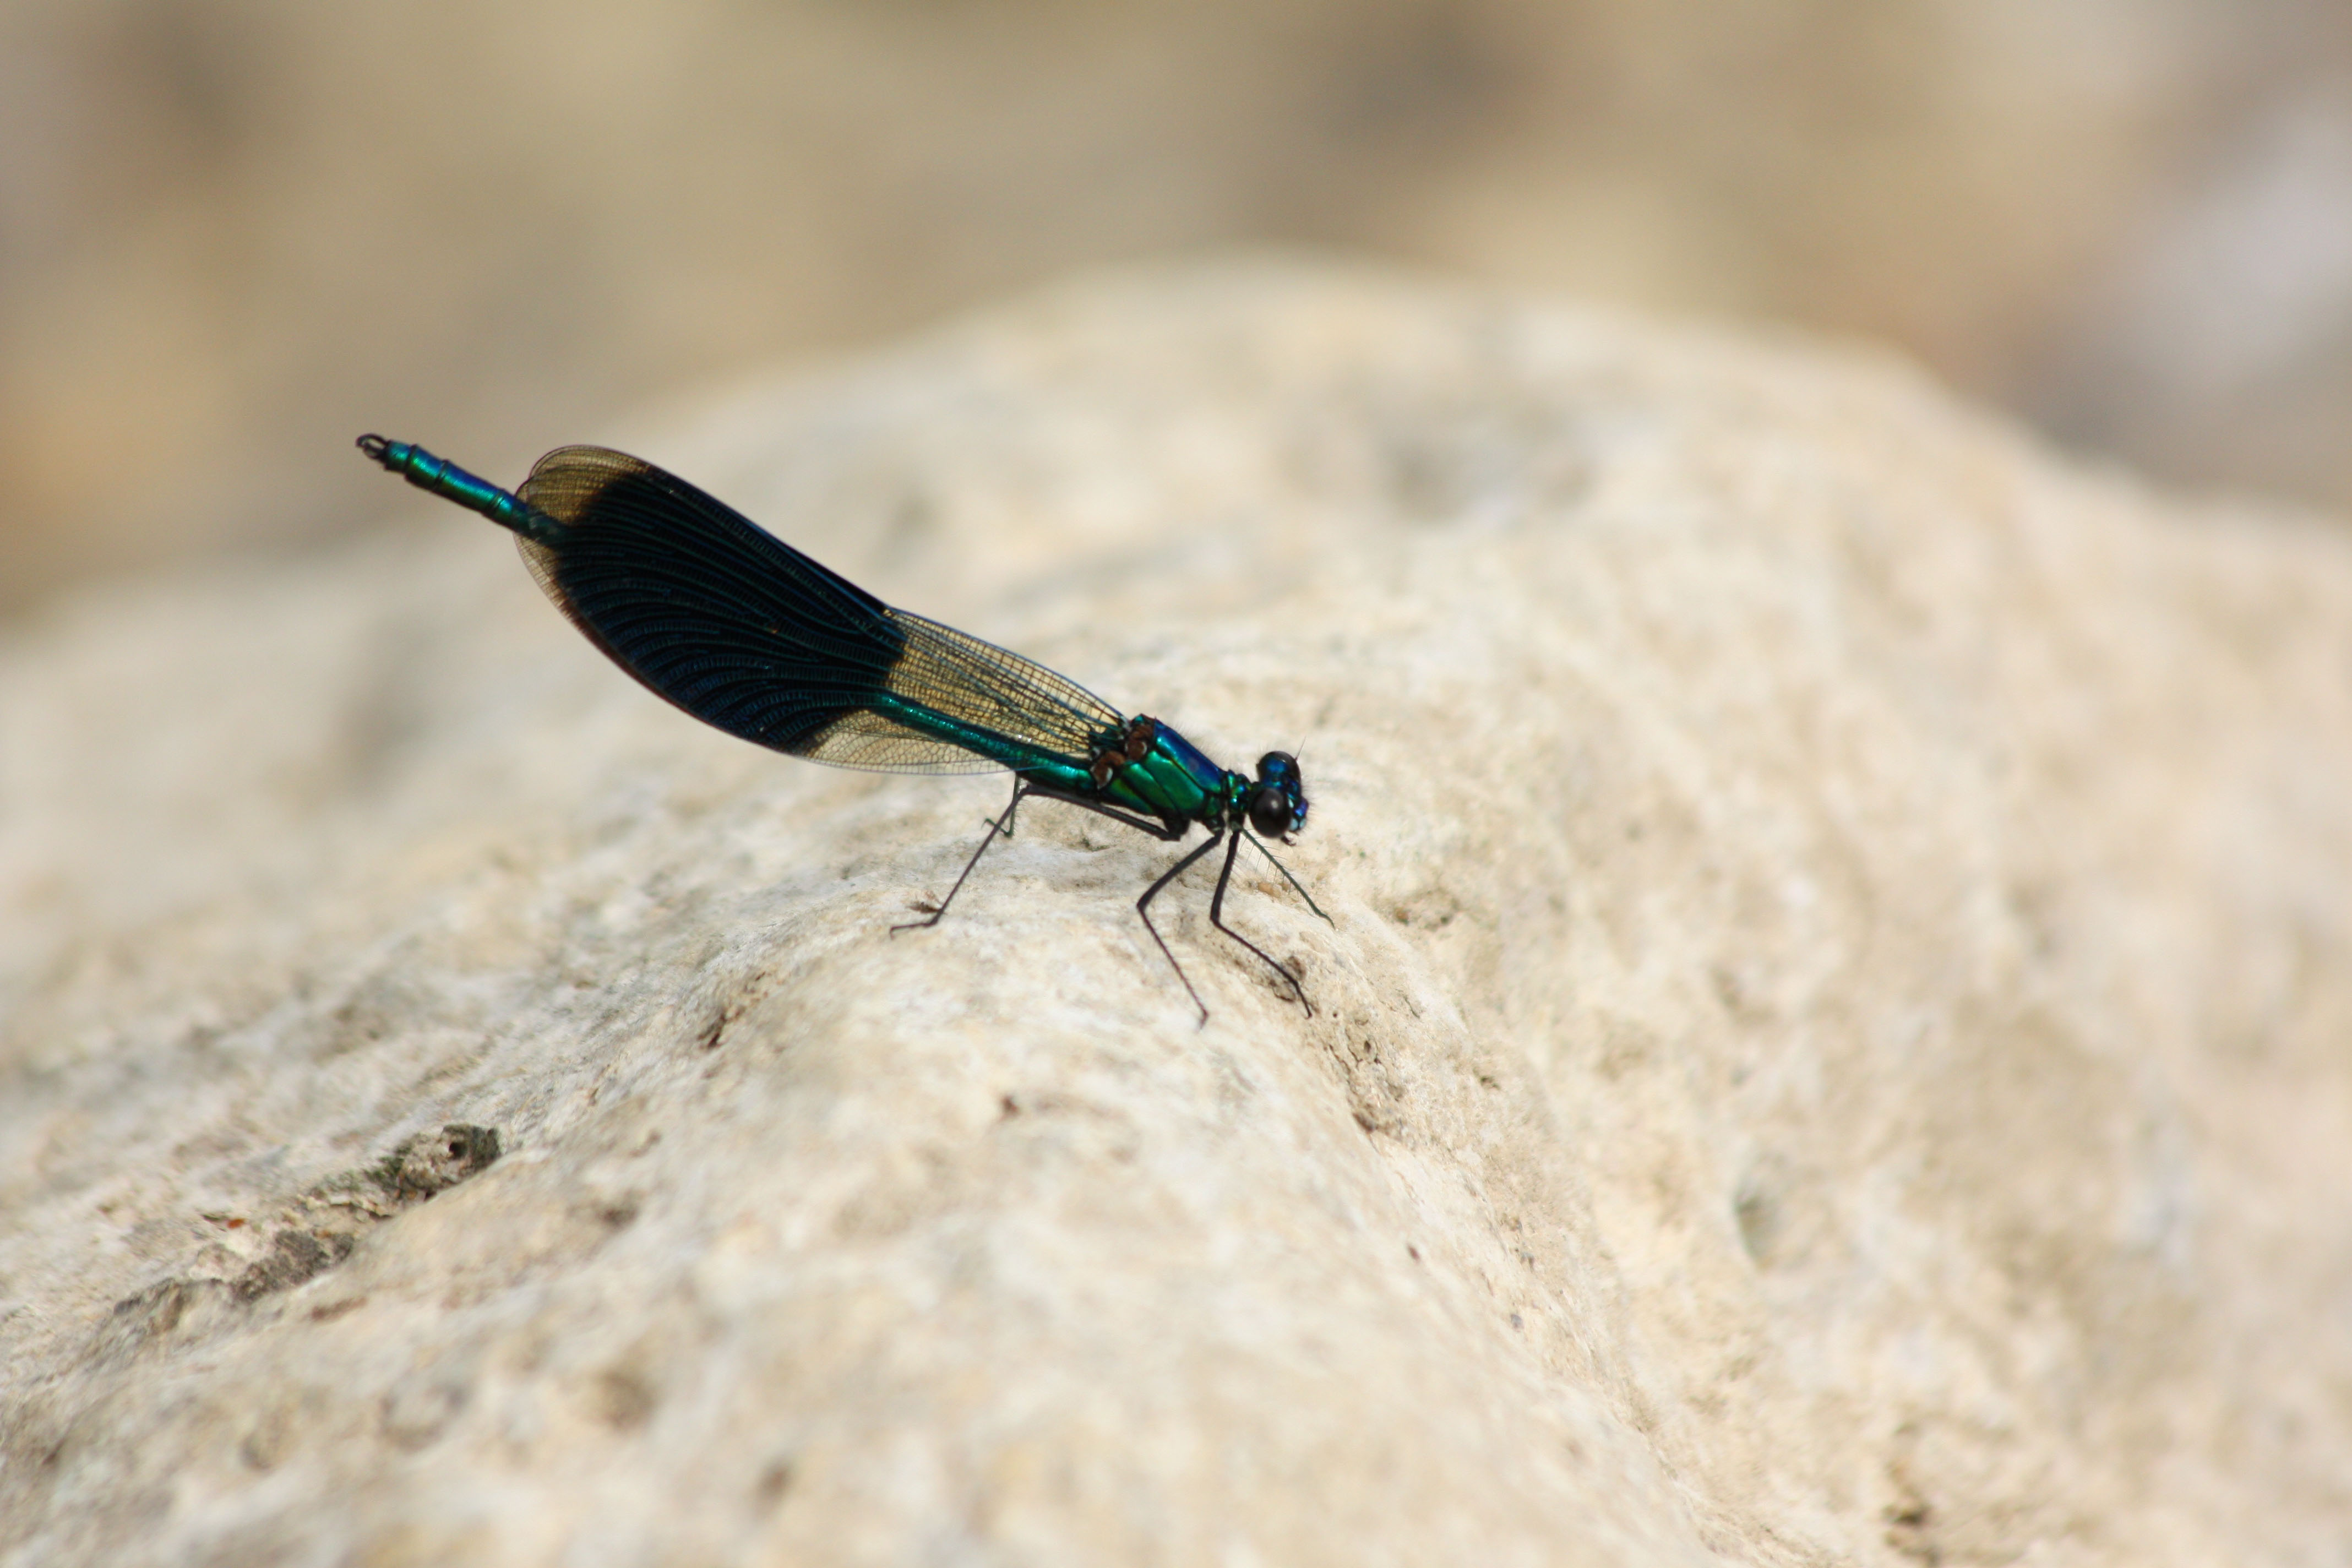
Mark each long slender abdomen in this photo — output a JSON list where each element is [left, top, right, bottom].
[[356, 435, 564, 545]]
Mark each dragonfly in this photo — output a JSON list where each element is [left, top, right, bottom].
[[357, 435, 1327, 1023]]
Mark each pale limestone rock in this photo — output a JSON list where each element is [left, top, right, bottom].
[[3, 263, 2348, 1565]]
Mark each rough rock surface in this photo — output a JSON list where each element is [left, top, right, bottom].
[[3, 263, 2348, 1565]]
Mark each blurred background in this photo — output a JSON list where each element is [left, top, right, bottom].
[[6, 0, 2352, 618]]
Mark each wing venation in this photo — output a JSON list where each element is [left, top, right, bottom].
[[510, 447, 1124, 776]]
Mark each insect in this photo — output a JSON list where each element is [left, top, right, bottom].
[[357, 435, 1327, 1022]]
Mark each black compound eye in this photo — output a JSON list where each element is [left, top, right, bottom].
[[1248, 786, 1292, 837]]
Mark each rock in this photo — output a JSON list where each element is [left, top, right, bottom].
[[2, 261, 2348, 1565]]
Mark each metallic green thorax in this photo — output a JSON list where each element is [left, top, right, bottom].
[[1093, 722, 1246, 826]]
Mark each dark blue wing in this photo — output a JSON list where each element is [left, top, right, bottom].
[[513, 446, 1122, 774]]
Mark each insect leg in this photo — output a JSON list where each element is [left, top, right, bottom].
[[1020, 787, 1186, 842], [1135, 832, 1226, 1026], [892, 775, 1027, 934], [1211, 831, 1314, 1016], [1242, 829, 1333, 925]]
